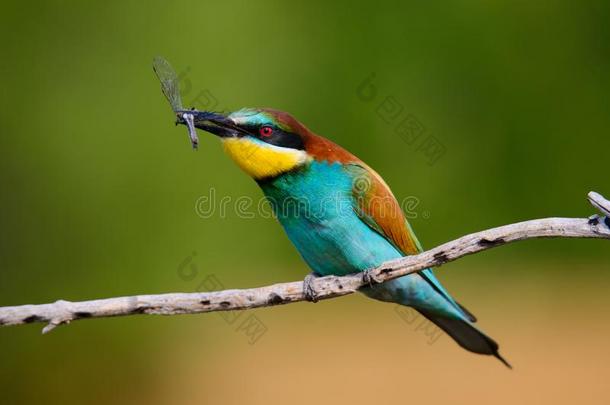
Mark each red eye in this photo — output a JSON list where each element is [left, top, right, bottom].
[[259, 126, 273, 137]]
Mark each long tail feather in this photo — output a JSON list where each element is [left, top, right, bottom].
[[419, 310, 511, 369]]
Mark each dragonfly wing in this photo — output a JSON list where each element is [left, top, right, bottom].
[[152, 56, 183, 111]]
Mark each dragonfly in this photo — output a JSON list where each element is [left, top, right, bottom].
[[153, 56, 224, 149]]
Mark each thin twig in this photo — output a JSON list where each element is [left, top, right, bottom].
[[588, 191, 610, 217], [0, 191, 608, 334]]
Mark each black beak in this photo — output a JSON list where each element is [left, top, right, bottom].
[[175, 110, 246, 138]]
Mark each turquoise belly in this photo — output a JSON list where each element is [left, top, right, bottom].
[[260, 161, 465, 319]]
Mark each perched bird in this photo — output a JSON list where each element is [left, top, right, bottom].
[[185, 107, 509, 367]]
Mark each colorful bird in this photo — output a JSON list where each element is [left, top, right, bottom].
[[185, 107, 510, 367]]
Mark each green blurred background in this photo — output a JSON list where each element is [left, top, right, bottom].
[[1, 1, 610, 404]]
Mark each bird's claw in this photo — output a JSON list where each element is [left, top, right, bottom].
[[362, 268, 383, 287], [303, 273, 319, 303]]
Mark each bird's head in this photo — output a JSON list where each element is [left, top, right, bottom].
[[184, 108, 313, 180]]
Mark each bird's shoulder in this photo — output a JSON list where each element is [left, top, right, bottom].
[[299, 131, 422, 255]]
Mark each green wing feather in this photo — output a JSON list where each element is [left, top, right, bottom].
[[347, 163, 476, 322]]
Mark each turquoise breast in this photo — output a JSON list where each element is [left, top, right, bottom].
[[259, 161, 403, 276]]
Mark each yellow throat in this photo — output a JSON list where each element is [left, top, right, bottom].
[[222, 137, 309, 179]]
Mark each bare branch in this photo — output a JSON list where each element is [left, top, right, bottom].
[[588, 191, 610, 217], [1, 192, 608, 333]]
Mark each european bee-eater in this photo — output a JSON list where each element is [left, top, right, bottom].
[[183, 108, 509, 367]]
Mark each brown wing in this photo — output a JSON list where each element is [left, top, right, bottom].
[[348, 164, 422, 255]]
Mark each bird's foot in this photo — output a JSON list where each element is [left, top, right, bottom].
[[303, 273, 320, 303], [362, 268, 383, 287]]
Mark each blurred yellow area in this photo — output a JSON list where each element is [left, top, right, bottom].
[[166, 265, 610, 405], [3, 262, 610, 404]]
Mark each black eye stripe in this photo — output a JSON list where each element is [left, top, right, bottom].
[[243, 125, 304, 150]]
